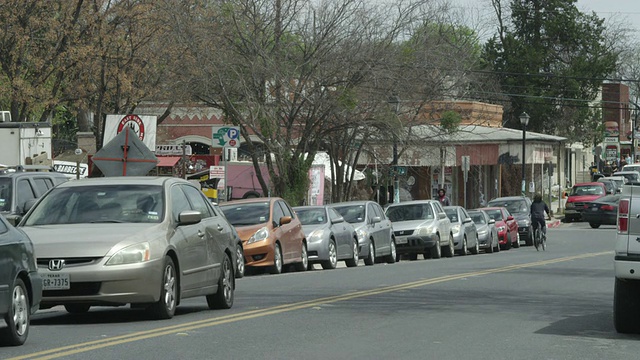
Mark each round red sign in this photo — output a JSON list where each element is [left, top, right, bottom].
[[117, 115, 145, 141], [229, 139, 237, 147]]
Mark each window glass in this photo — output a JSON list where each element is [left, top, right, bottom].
[[469, 212, 486, 225], [328, 207, 342, 221], [182, 185, 213, 218], [0, 178, 12, 212], [444, 207, 459, 223], [0, 217, 8, 234], [484, 209, 503, 221], [386, 204, 434, 221], [273, 201, 285, 225], [220, 202, 270, 226], [33, 178, 53, 194], [17, 179, 36, 210], [333, 205, 365, 224], [171, 186, 192, 222], [296, 208, 327, 225], [279, 201, 294, 217]]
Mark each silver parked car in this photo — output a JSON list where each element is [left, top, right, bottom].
[[18, 176, 236, 319], [0, 214, 42, 346], [443, 206, 479, 255], [333, 201, 397, 265], [384, 200, 453, 260], [293, 205, 359, 269], [468, 209, 499, 254]]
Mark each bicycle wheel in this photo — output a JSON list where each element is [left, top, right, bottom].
[[533, 228, 540, 251], [541, 230, 546, 251]]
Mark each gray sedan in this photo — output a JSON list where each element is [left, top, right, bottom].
[[19, 176, 236, 319], [385, 200, 453, 260], [0, 214, 42, 346], [468, 209, 499, 253], [293, 206, 359, 269], [443, 206, 479, 255]]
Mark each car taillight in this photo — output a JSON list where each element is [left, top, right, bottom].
[[602, 205, 615, 211], [618, 199, 629, 233]]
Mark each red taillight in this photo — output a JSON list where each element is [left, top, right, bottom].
[[602, 205, 615, 211], [618, 199, 629, 233]]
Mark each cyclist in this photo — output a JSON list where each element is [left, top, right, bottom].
[[530, 193, 551, 242]]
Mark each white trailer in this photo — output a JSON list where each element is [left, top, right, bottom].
[[0, 121, 53, 166]]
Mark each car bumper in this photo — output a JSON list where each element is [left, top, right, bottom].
[[581, 212, 616, 225], [518, 226, 531, 240], [307, 240, 330, 262], [497, 230, 508, 245], [477, 233, 491, 248], [243, 240, 277, 268], [30, 270, 43, 314], [395, 233, 438, 254], [564, 208, 581, 219], [452, 232, 464, 250], [38, 257, 163, 307], [615, 256, 640, 279]]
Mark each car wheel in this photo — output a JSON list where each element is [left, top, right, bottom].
[[385, 239, 397, 264], [590, 222, 601, 229], [504, 233, 512, 250], [470, 234, 480, 255], [459, 236, 468, 256], [270, 243, 284, 274], [64, 304, 91, 314], [322, 240, 338, 270], [514, 232, 521, 248], [430, 234, 442, 259], [525, 227, 534, 246], [207, 253, 234, 309], [345, 239, 359, 267], [3, 278, 29, 346], [442, 234, 455, 258], [294, 242, 308, 272], [234, 244, 245, 279], [614, 278, 640, 333], [364, 240, 375, 266], [148, 257, 177, 320]]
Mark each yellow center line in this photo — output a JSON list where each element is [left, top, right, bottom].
[[10, 250, 612, 360]]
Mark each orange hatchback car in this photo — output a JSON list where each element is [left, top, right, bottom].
[[219, 197, 308, 274]]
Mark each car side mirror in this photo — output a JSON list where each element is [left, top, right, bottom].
[[488, 219, 496, 225], [507, 215, 514, 221], [463, 217, 473, 224], [332, 216, 344, 224], [439, 213, 447, 220], [371, 216, 381, 224], [178, 210, 201, 225], [279, 216, 292, 226]]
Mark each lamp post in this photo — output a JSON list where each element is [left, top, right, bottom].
[[388, 96, 400, 204], [520, 112, 530, 196]]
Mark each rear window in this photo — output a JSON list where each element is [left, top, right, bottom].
[[570, 185, 604, 196]]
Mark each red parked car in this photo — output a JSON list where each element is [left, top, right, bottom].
[[564, 182, 607, 222], [478, 207, 519, 250]]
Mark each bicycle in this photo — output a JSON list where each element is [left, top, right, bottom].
[[532, 223, 546, 251]]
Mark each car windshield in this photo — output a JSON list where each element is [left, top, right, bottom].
[[444, 208, 459, 223], [488, 200, 528, 214], [386, 204, 434, 222], [484, 209, 504, 221], [333, 205, 365, 224], [295, 208, 327, 225], [23, 185, 164, 225], [570, 185, 604, 196], [220, 202, 270, 226], [614, 173, 640, 182], [469, 212, 486, 225], [0, 177, 11, 212]]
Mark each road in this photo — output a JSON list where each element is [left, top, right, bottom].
[[4, 222, 639, 360]]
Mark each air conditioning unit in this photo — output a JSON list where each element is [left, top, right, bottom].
[[0, 111, 11, 122]]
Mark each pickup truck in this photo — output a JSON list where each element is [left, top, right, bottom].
[[614, 183, 640, 333]]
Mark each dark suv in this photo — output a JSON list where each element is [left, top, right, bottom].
[[0, 167, 68, 224]]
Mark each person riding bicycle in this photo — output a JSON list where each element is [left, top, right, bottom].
[[530, 193, 551, 241]]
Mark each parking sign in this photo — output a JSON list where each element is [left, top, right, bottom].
[[212, 126, 241, 148]]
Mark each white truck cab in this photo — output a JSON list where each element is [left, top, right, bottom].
[[614, 183, 640, 333]]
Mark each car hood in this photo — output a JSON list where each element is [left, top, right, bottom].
[[301, 223, 327, 236], [390, 219, 436, 231], [512, 213, 530, 222], [476, 224, 489, 232], [235, 223, 270, 241], [21, 223, 161, 258], [567, 195, 602, 203]]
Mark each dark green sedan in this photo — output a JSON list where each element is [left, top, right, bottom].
[[0, 214, 42, 346]]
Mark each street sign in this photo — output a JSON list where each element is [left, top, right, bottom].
[[155, 144, 192, 156], [212, 126, 241, 148], [461, 155, 470, 183], [209, 166, 225, 179], [92, 127, 158, 176]]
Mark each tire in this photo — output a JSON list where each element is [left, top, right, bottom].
[[614, 278, 640, 333], [294, 242, 309, 272], [147, 257, 178, 320], [64, 304, 91, 314], [470, 234, 480, 255], [321, 240, 338, 270], [270, 243, 284, 274], [525, 227, 533, 246], [235, 244, 245, 279], [486, 232, 495, 254], [3, 278, 29, 346], [504, 233, 512, 250], [442, 234, 455, 258], [458, 237, 468, 256], [385, 240, 397, 264], [590, 222, 601, 229], [207, 253, 234, 309], [364, 240, 375, 266], [513, 232, 521, 248], [345, 239, 359, 267], [430, 234, 442, 259]]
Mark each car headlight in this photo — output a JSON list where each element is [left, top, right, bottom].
[[451, 224, 461, 234], [418, 226, 433, 236], [106, 242, 150, 266], [497, 226, 506, 232], [308, 228, 326, 242], [566, 203, 575, 209], [248, 227, 269, 244], [356, 228, 367, 242]]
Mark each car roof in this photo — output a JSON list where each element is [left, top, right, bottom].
[[54, 176, 187, 188], [488, 196, 528, 201], [572, 182, 605, 186], [223, 197, 282, 205], [385, 200, 437, 207], [600, 176, 625, 181], [332, 201, 373, 207]]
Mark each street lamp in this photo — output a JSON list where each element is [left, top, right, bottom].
[[388, 95, 400, 204], [520, 112, 530, 196]]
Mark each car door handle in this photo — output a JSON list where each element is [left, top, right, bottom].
[[197, 230, 205, 238], [217, 225, 224, 231]]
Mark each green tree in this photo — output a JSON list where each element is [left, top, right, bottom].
[[482, 0, 618, 142]]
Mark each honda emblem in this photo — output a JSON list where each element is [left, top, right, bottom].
[[48, 259, 66, 271]]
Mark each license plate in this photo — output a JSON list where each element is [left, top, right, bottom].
[[42, 273, 70, 290], [592, 207, 598, 211], [396, 237, 408, 244]]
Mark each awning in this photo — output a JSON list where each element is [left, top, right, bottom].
[[157, 156, 181, 167]]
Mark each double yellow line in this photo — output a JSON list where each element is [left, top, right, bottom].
[[10, 251, 611, 360]]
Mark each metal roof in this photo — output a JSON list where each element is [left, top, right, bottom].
[[410, 125, 566, 144]]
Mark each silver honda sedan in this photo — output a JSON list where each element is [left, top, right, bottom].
[[18, 176, 236, 319]]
